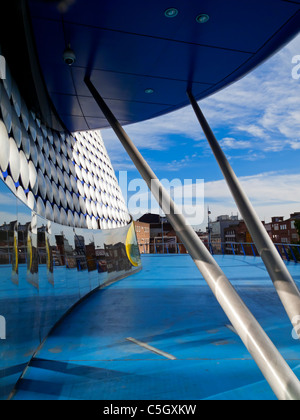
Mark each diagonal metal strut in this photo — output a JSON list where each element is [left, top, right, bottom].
[[85, 76, 300, 400], [187, 90, 300, 333]]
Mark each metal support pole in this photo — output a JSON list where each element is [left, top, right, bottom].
[[187, 90, 300, 332], [85, 77, 300, 400]]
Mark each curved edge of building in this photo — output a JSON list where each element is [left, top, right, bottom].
[[0, 6, 142, 400]]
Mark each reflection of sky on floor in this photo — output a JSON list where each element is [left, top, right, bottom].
[[12, 255, 300, 401]]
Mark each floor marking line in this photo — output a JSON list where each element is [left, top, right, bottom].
[[126, 337, 177, 360], [226, 324, 238, 335]]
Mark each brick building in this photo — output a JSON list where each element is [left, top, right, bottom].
[[265, 213, 300, 244], [224, 220, 256, 256], [134, 221, 150, 254]]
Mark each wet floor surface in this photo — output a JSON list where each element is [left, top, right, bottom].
[[12, 255, 300, 400]]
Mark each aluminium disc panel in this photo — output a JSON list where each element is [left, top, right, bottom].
[[60, 140, 67, 157], [37, 196, 46, 219], [73, 193, 80, 213], [47, 128, 54, 145], [37, 148, 45, 173], [36, 126, 44, 149], [86, 216, 93, 230], [74, 212, 80, 228], [95, 189, 101, 204], [37, 169, 47, 200], [80, 214, 87, 229], [91, 201, 97, 218], [21, 125, 30, 159], [60, 208, 68, 226], [67, 210, 75, 227], [49, 144, 56, 163], [52, 181, 60, 206], [94, 177, 100, 191], [5, 175, 16, 194], [53, 132, 61, 153], [42, 138, 50, 157], [50, 161, 58, 184], [20, 97, 29, 131], [64, 172, 72, 191], [11, 79, 21, 117], [81, 168, 89, 185], [29, 138, 38, 167], [45, 201, 54, 222], [28, 160, 38, 195], [103, 205, 108, 220], [87, 171, 95, 187], [27, 191, 36, 211], [53, 204, 60, 224], [75, 164, 83, 181], [8, 137, 20, 183], [19, 151, 29, 190], [16, 186, 27, 205], [101, 219, 108, 230], [89, 186, 96, 202], [55, 152, 63, 170], [62, 154, 70, 174], [70, 175, 78, 194], [84, 183, 91, 200], [68, 160, 76, 178], [44, 156, 52, 179], [59, 186, 67, 209], [0, 85, 12, 134], [91, 217, 98, 230], [45, 175, 54, 203], [40, 124, 48, 138], [77, 179, 85, 197], [2, 63, 12, 98], [66, 144, 73, 160], [66, 190, 74, 211], [79, 196, 87, 214], [11, 108, 22, 148], [28, 112, 37, 142], [96, 202, 103, 218], [85, 199, 92, 216], [57, 167, 65, 189]]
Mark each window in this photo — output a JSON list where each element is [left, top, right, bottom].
[[274, 224, 279, 231]]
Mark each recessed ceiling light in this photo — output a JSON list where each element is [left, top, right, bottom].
[[164, 8, 179, 18], [196, 14, 210, 24], [145, 88, 154, 94]]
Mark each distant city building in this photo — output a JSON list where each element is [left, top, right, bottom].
[[134, 221, 150, 254], [210, 215, 241, 252], [265, 213, 300, 244], [224, 220, 256, 256]]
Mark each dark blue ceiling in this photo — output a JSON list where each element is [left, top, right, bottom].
[[28, 0, 300, 132]]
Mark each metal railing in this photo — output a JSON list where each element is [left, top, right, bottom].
[[138, 241, 300, 263]]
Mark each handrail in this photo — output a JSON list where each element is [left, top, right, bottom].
[[137, 241, 300, 263]]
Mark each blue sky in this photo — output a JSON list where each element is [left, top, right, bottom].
[[101, 34, 300, 229]]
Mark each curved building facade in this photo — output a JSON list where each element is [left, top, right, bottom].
[[0, 43, 141, 400]]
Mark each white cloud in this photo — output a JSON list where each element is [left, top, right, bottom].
[[102, 33, 300, 173], [220, 137, 252, 150]]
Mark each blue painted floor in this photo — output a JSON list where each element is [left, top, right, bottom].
[[12, 255, 300, 400]]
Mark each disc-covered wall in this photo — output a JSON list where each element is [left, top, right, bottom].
[[0, 52, 131, 231]]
